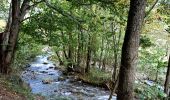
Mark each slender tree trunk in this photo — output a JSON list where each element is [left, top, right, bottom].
[[67, 32, 73, 71], [164, 55, 170, 96], [117, 0, 146, 100], [99, 22, 106, 69], [109, 27, 122, 100], [56, 51, 63, 65], [61, 31, 69, 60], [99, 36, 104, 69], [63, 46, 68, 60], [102, 58, 106, 71], [145, 0, 159, 18], [108, 77, 119, 100], [85, 35, 91, 73], [155, 61, 160, 82], [77, 27, 82, 68], [111, 21, 118, 82]]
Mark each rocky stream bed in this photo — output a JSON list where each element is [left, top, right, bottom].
[[21, 53, 117, 100]]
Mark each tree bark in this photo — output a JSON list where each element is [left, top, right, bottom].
[[102, 58, 106, 71], [77, 26, 82, 68], [61, 31, 69, 60], [0, 0, 34, 74], [164, 55, 170, 96], [111, 21, 118, 82], [67, 32, 73, 72], [99, 36, 104, 69], [56, 51, 63, 65], [85, 34, 91, 73], [117, 0, 146, 100], [0, 0, 20, 74]]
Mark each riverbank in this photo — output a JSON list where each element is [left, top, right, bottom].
[[0, 74, 44, 100]]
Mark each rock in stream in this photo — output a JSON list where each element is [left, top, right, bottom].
[[21, 54, 116, 100]]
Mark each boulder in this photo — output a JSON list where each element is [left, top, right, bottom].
[[58, 76, 66, 81], [43, 62, 48, 64], [39, 71, 48, 73], [42, 78, 53, 84]]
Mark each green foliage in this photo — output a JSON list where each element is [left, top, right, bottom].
[[12, 32, 43, 72], [81, 68, 111, 84], [0, 0, 9, 19], [140, 35, 154, 48], [4, 0, 169, 99], [135, 83, 167, 100], [139, 45, 167, 81], [138, 26, 169, 82]]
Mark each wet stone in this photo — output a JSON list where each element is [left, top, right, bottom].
[[42, 79, 53, 84], [43, 62, 48, 64], [58, 76, 66, 81], [48, 73, 55, 75], [39, 71, 48, 73], [49, 66, 54, 69], [21, 52, 116, 100], [26, 64, 31, 68]]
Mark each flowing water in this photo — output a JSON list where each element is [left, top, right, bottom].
[[21, 53, 116, 100]]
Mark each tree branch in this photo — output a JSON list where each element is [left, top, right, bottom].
[[20, 0, 43, 21], [20, 0, 31, 21], [97, 0, 115, 5], [43, 0, 83, 25], [21, 15, 35, 22], [145, 0, 159, 18]]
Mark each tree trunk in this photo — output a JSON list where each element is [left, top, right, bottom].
[[77, 27, 82, 68], [164, 55, 170, 96], [111, 21, 118, 82], [0, 0, 20, 74], [117, 0, 146, 100], [85, 35, 91, 73], [56, 51, 63, 65], [102, 58, 106, 71], [67, 32, 73, 71], [61, 31, 69, 60], [0, 0, 33, 74], [99, 36, 104, 69], [109, 31, 121, 100], [108, 77, 119, 100], [155, 61, 160, 82]]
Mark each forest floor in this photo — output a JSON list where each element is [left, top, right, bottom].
[[0, 75, 44, 100], [0, 84, 25, 100], [0, 84, 44, 100]]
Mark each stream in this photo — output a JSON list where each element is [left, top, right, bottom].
[[21, 53, 117, 100]]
